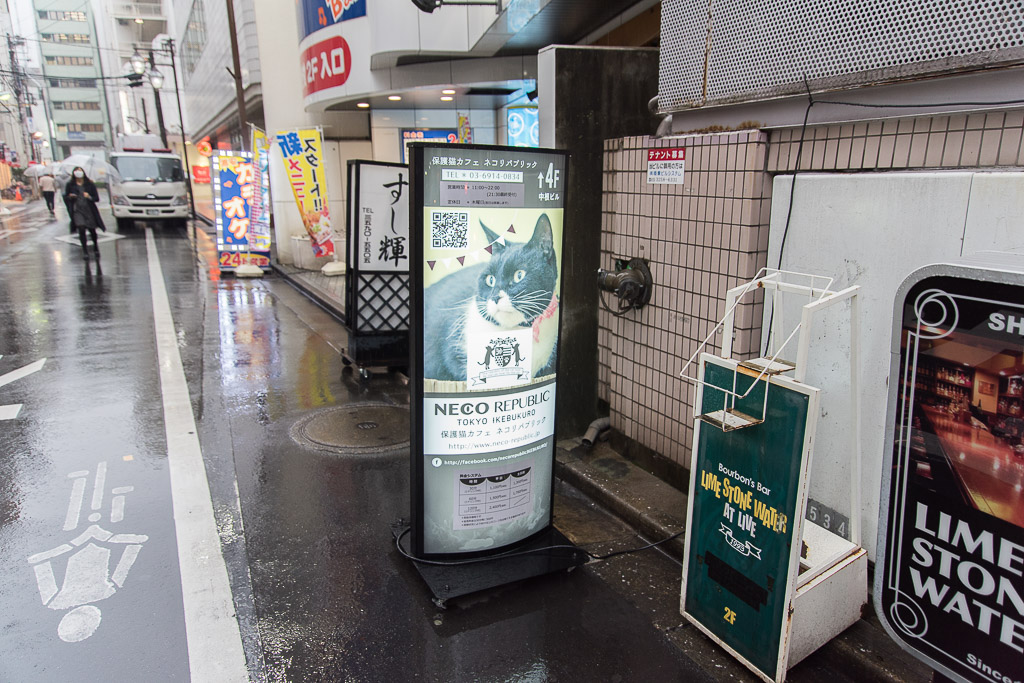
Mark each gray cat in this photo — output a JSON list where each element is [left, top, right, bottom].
[[424, 213, 559, 382]]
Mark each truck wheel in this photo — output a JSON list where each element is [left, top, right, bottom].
[[115, 217, 133, 232]]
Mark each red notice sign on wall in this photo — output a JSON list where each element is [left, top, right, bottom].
[[647, 147, 686, 185], [301, 35, 351, 97]]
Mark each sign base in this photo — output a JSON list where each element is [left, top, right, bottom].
[[391, 522, 587, 608], [344, 334, 407, 373]]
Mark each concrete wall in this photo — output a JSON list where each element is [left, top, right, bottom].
[[538, 45, 661, 438]]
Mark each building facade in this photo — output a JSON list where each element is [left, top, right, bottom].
[[34, 0, 112, 158], [100, 0, 182, 148], [599, 0, 1024, 558]]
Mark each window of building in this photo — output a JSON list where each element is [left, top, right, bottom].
[[41, 33, 91, 44], [180, 0, 206, 81], [44, 55, 94, 66], [52, 101, 100, 110], [38, 10, 88, 22], [48, 78, 97, 88], [57, 123, 105, 133]]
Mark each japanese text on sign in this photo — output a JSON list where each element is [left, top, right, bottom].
[[647, 147, 686, 185], [277, 127, 333, 258]]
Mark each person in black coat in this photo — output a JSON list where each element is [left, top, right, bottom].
[[65, 167, 106, 259]]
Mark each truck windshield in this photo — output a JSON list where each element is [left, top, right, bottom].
[[112, 156, 183, 182]]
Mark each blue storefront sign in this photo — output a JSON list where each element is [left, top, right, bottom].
[[298, 0, 367, 39]]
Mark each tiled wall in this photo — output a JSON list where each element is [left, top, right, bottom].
[[599, 131, 771, 466], [767, 110, 1024, 172], [601, 108, 1024, 472]]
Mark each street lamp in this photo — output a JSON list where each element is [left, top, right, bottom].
[[129, 52, 147, 76], [148, 69, 165, 91]]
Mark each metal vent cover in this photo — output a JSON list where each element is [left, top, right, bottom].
[[659, 0, 1024, 113]]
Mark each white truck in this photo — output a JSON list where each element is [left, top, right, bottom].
[[108, 139, 189, 230]]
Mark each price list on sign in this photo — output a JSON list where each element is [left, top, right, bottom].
[[647, 147, 686, 185]]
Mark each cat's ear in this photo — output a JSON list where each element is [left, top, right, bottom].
[[529, 213, 554, 251], [479, 220, 504, 252]]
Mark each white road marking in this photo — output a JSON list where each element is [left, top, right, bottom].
[[63, 474, 88, 531], [0, 358, 46, 388], [0, 357, 45, 421], [53, 233, 125, 246], [0, 227, 39, 239], [145, 228, 248, 682], [0, 404, 22, 420], [90, 461, 107, 512]]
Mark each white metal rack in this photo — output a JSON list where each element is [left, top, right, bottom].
[[678, 269, 868, 682]]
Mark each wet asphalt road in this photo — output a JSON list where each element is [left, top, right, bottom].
[[0, 201, 718, 682]]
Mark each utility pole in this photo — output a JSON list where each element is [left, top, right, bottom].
[[164, 38, 195, 219], [224, 0, 247, 150], [7, 34, 31, 164]]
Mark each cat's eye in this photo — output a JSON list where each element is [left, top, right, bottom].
[[485, 275, 496, 287], [513, 269, 526, 283]]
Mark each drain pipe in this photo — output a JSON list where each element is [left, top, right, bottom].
[[581, 416, 611, 449], [649, 95, 673, 138]]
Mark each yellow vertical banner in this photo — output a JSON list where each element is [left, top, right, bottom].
[[249, 126, 273, 252], [275, 127, 334, 257]]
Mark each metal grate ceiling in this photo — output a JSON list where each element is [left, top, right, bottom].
[[659, 0, 1024, 112]]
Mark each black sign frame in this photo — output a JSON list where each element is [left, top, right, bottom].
[[408, 142, 570, 560], [343, 159, 411, 368], [877, 260, 1024, 683]]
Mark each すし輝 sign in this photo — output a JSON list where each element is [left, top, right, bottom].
[[877, 262, 1024, 683], [408, 143, 568, 557]]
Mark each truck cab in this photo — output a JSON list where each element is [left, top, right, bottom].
[[109, 147, 189, 230]]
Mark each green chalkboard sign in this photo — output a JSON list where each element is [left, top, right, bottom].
[[681, 355, 819, 683]]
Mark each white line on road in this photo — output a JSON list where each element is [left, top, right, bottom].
[[0, 358, 46, 389], [145, 228, 248, 682], [0, 404, 22, 420]]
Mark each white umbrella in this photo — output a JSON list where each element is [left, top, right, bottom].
[[24, 163, 56, 178], [54, 154, 120, 182]]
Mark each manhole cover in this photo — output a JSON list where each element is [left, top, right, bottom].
[[290, 402, 410, 455]]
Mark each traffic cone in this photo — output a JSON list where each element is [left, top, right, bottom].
[[14, 187, 21, 201]]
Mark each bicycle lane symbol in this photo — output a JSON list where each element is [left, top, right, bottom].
[[26, 461, 149, 643]]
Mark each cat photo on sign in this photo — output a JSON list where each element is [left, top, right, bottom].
[[423, 211, 561, 387]]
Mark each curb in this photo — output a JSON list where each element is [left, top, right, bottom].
[[553, 439, 930, 683]]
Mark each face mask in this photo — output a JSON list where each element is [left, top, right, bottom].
[[73, 171, 84, 179]]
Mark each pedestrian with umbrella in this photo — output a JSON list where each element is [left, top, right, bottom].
[[64, 167, 106, 260]]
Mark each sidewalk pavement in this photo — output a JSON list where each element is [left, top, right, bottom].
[[266, 262, 933, 682]]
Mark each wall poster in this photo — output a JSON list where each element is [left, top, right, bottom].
[[877, 265, 1024, 683], [409, 143, 568, 557]]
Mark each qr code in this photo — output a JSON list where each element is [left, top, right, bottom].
[[431, 210, 469, 250]]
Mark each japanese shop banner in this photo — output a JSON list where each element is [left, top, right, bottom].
[[297, 0, 366, 40], [352, 162, 409, 272], [410, 143, 568, 557], [275, 127, 334, 258], [249, 126, 272, 253], [213, 151, 270, 271], [877, 270, 1024, 683]]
